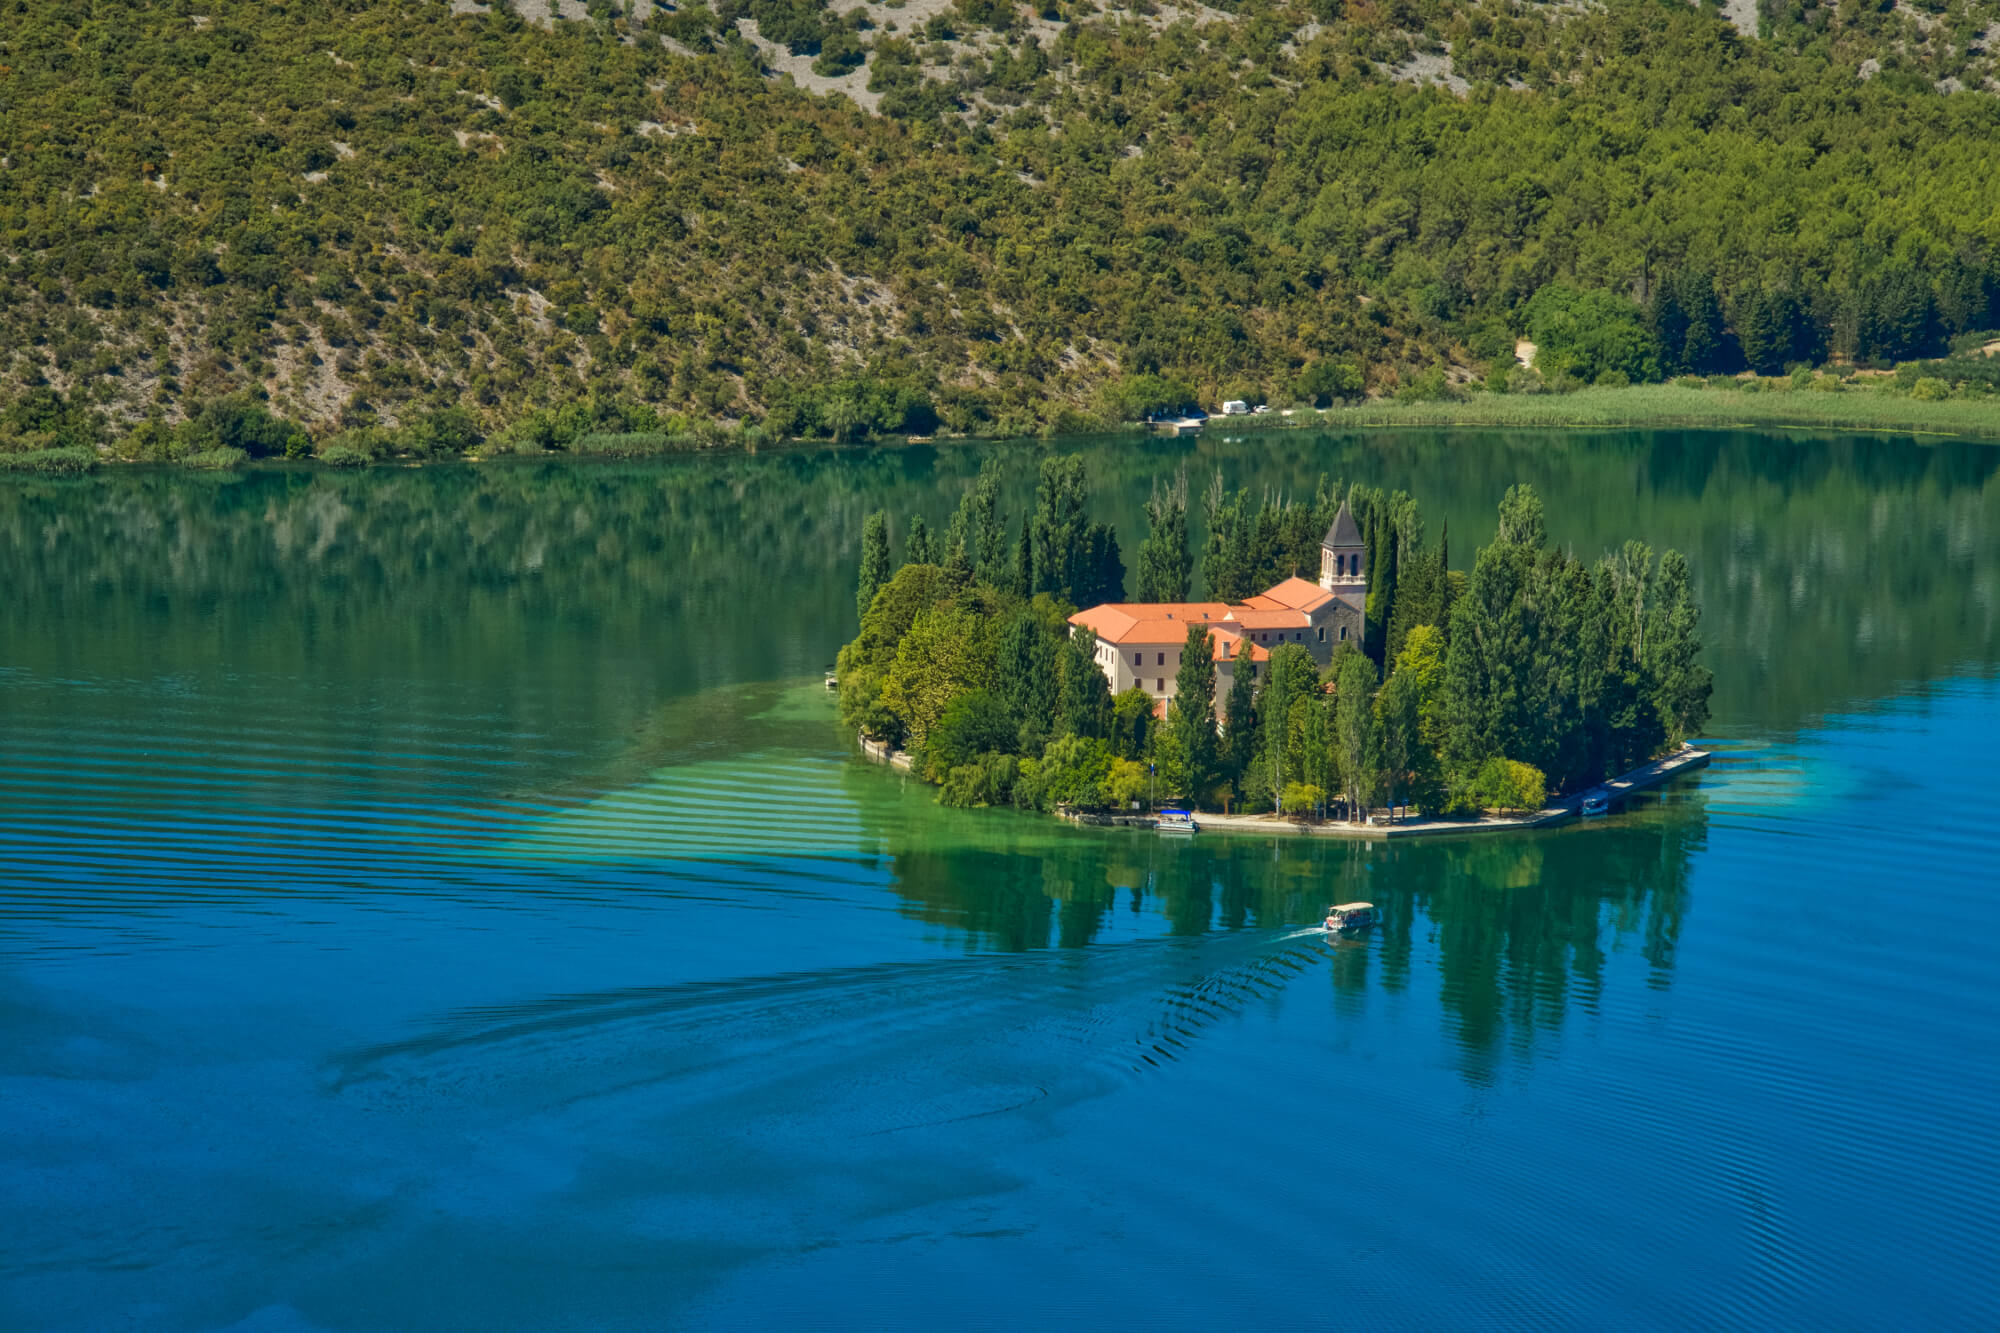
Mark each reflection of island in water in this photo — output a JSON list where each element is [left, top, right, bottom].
[[858, 749, 1704, 1087]]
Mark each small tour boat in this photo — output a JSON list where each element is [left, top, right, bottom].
[[1580, 789, 1610, 817], [1325, 902, 1375, 932], [1156, 809, 1199, 834]]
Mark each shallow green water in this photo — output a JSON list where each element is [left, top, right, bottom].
[[2, 431, 1997, 1329]]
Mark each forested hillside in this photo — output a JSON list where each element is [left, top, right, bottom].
[[3, 0, 1999, 457]]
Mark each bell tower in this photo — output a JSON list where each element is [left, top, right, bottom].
[[1318, 499, 1367, 598]]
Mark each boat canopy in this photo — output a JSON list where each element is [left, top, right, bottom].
[[1160, 808, 1192, 817], [1331, 902, 1373, 913]]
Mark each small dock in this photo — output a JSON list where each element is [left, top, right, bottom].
[[1151, 416, 1206, 436]]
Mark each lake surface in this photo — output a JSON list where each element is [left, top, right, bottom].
[[3, 430, 1997, 1330]]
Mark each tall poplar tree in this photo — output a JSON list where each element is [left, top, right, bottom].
[[1136, 465, 1191, 602], [1646, 550, 1713, 742], [905, 513, 935, 565], [1334, 651, 1378, 822], [856, 509, 890, 622], [1032, 455, 1090, 603], [1167, 623, 1218, 798], [1220, 647, 1259, 784], [996, 605, 1059, 754]]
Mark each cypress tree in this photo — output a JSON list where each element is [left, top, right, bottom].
[[856, 509, 890, 622], [1078, 523, 1125, 606], [1012, 521, 1033, 598], [1736, 287, 1793, 376]]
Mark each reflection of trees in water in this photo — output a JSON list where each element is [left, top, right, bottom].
[[1406, 802, 1701, 1086], [6, 428, 1995, 742], [878, 798, 1703, 1088]]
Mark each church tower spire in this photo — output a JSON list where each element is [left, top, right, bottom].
[[1318, 499, 1367, 597]]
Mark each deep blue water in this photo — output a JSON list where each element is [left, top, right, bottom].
[[3, 435, 1999, 1329]]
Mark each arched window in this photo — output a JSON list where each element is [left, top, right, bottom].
[[1339, 625, 1347, 641]]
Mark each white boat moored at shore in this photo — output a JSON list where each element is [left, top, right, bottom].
[[1157, 809, 1199, 833]]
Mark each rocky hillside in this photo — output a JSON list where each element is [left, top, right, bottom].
[[2, 0, 1998, 453]]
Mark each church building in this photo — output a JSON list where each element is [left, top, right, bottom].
[[1068, 500, 1368, 715]]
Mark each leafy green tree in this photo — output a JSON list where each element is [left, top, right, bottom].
[[922, 689, 1015, 781], [1110, 686, 1156, 761], [1291, 359, 1365, 407], [856, 510, 891, 622], [1056, 626, 1112, 740], [1468, 757, 1547, 815], [879, 602, 999, 750], [1524, 284, 1659, 385]]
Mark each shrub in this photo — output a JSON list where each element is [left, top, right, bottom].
[[1468, 757, 1547, 815], [939, 752, 1020, 808], [181, 446, 249, 470], [1909, 376, 1951, 401], [1280, 782, 1326, 820], [0, 446, 96, 474], [317, 444, 372, 468]]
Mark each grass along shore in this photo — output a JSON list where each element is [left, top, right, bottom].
[[1287, 381, 2000, 440], [5, 381, 2000, 476]]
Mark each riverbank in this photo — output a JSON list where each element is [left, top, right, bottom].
[[10, 381, 2000, 477], [1143, 745, 1711, 840], [859, 732, 1713, 841]]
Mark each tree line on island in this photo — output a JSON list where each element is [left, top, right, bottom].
[[838, 461, 1711, 821]]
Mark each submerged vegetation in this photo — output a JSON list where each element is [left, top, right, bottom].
[[5, 0, 2000, 466], [840, 469, 1711, 821]]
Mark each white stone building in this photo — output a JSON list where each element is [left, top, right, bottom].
[[1068, 500, 1369, 717]]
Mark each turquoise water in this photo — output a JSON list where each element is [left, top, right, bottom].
[[3, 433, 1998, 1329]]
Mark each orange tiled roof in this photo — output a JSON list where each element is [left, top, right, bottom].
[[1070, 575, 1342, 651], [1069, 602, 1234, 645], [1244, 576, 1336, 613]]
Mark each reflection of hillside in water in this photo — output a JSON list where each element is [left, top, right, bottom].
[[865, 763, 1704, 1087], [4, 428, 1995, 748]]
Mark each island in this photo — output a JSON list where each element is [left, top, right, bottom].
[[838, 464, 1712, 834]]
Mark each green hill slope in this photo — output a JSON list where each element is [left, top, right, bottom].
[[2, 0, 1998, 455]]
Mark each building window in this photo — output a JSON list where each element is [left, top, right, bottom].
[[1132, 652, 1141, 667], [1156, 678, 1164, 692], [1157, 652, 1165, 666], [1339, 625, 1347, 640], [1317, 626, 1325, 642]]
